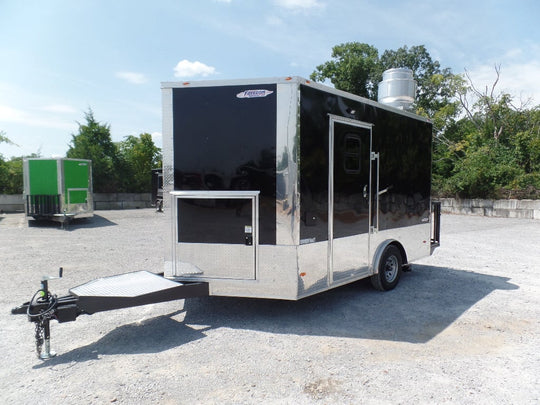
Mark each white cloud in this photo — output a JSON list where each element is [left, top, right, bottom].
[[173, 60, 217, 78], [0, 104, 25, 122], [0, 104, 76, 130], [266, 15, 284, 26], [40, 104, 77, 114], [151, 132, 162, 148], [115, 71, 148, 84], [464, 58, 540, 107], [274, 0, 324, 10]]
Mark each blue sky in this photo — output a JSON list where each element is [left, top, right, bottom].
[[1, 0, 539, 158]]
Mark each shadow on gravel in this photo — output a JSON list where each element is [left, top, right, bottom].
[[34, 264, 518, 366], [27, 214, 116, 230], [180, 264, 518, 344], [33, 310, 206, 368]]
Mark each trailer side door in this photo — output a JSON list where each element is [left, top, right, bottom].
[[63, 159, 91, 214], [329, 115, 373, 283]]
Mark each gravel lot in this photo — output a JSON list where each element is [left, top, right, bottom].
[[1, 209, 539, 404]]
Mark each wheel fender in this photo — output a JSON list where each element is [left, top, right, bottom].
[[371, 239, 402, 275]]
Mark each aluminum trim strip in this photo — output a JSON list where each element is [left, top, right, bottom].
[[328, 113, 375, 129], [327, 115, 374, 285], [170, 190, 260, 199]]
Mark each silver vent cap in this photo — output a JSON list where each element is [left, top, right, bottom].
[[377, 68, 416, 110]]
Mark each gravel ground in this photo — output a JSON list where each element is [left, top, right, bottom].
[[1, 209, 539, 404]]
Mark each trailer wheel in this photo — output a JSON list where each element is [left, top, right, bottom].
[[371, 244, 402, 291]]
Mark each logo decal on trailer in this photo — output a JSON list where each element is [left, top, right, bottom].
[[236, 89, 274, 99]]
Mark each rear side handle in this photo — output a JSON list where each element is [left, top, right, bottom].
[[378, 185, 393, 196]]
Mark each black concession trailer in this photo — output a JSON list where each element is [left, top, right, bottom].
[[13, 76, 440, 359], [161, 76, 439, 298]]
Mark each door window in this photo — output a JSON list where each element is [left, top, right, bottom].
[[343, 134, 361, 174]]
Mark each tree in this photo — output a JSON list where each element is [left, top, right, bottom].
[[0, 155, 9, 193], [312, 44, 540, 198], [0, 130, 14, 145], [117, 133, 162, 193], [0, 131, 19, 194], [311, 43, 463, 135], [379, 45, 464, 133], [0, 156, 25, 194], [311, 42, 380, 99], [433, 66, 540, 198], [1, 131, 42, 194], [66, 109, 120, 193]]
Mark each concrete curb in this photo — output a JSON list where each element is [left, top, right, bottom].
[[2, 194, 539, 218], [0, 193, 152, 212], [438, 198, 540, 219]]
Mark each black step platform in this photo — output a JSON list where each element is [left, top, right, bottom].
[[70, 271, 208, 314]]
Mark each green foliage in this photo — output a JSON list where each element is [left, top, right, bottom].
[[66, 110, 162, 193], [117, 133, 162, 193], [433, 83, 540, 198], [0, 157, 12, 193], [312, 43, 540, 199], [66, 109, 120, 193], [3, 157, 23, 194], [311, 42, 380, 99], [1, 113, 162, 195], [513, 129, 540, 173], [445, 142, 520, 198], [1, 130, 13, 145], [0, 155, 40, 194], [380, 45, 457, 116], [0, 131, 25, 194], [311, 43, 464, 136]]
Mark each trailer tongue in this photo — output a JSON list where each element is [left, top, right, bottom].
[[69, 271, 207, 314], [11, 270, 208, 359]]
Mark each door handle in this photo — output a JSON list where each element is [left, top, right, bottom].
[[378, 185, 393, 196], [363, 184, 368, 199]]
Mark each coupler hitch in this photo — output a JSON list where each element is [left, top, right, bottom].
[[12, 269, 208, 359], [11, 268, 80, 360]]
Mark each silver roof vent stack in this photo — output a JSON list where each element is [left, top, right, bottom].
[[377, 68, 417, 110]]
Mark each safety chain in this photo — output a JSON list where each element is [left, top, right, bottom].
[[26, 272, 62, 359], [31, 300, 55, 359], [34, 318, 45, 358]]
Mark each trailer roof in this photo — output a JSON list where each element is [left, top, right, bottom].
[[161, 76, 432, 124], [23, 157, 92, 162]]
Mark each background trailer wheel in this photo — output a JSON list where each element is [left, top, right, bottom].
[[370, 244, 403, 291]]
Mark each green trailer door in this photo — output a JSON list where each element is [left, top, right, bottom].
[[28, 159, 59, 195], [63, 160, 90, 204]]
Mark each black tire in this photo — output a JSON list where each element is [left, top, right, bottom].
[[370, 244, 403, 291]]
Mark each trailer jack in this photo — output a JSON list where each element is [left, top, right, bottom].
[[11, 268, 75, 359], [12, 269, 208, 359]]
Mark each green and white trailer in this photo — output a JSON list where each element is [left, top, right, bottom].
[[23, 158, 93, 222]]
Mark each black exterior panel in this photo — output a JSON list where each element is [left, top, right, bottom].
[[172, 85, 277, 245], [299, 85, 432, 240], [299, 88, 329, 242], [177, 198, 253, 244]]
